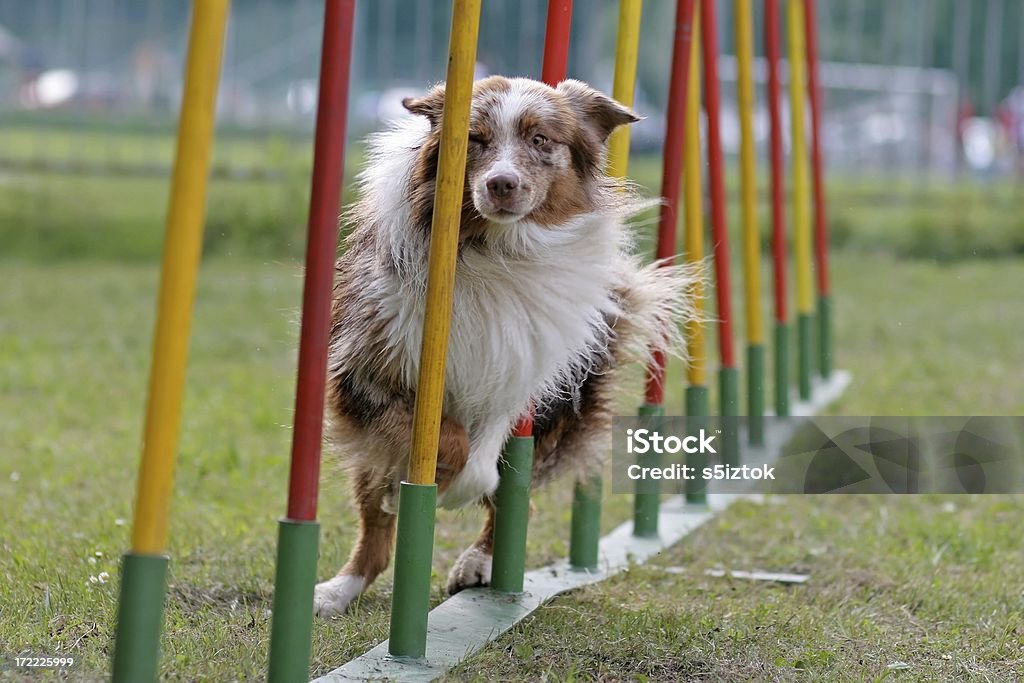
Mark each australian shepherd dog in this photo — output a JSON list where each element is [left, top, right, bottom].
[[313, 76, 696, 616]]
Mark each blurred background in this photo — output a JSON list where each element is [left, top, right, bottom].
[[0, 0, 1022, 261]]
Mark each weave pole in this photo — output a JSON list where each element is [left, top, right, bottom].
[[110, 3, 229, 681], [700, 0, 739, 474], [491, 0, 574, 593], [764, 0, 790, 417], [734, 0, 765, 446], [540, 0, 573, 86], [569, 0, 641, 566], [606, 0, 642, 180], [611, 0, 645, 538], [542, 0, 597, 572], [388, 0, 481, 658], [266, 1, 355, 680], [682, 17, 707, 504], [786, 0, 814, 401], [489, 415, 532, 593], [803, 0, 831, 380], [634, 0, 696, 538]]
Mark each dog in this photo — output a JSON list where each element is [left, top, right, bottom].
[[313, 76, 696, 617]]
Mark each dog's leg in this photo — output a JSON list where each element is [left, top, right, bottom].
[[316, 413, 469, 617], [314, 469, 394, 617], [377, 408, 470, 513], [432, 418, 471, 495], [446, 497, 536, 594]]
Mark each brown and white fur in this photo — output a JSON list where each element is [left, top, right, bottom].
[[314, 76, 697, 616]]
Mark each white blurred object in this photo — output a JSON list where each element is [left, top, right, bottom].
[[863, 112, 907, 145], [285, 79, 318, 115], [962, 117, 997, 170], [29, 69, 79, 108]]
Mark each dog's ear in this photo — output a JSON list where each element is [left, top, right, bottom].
[[556, 79, 641, 142], [403, 84, 446, 127]]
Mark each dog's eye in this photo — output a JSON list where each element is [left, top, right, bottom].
[[532, 134, 549, 147], [468, 133, 488, 146]]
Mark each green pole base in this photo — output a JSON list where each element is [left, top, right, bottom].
[[685, 385, 709, 504], [719, 367, 740, 467], [569, 475, 602, 570], [747, 344, 765, 447], [774, 322, 791, 417], [818, 295, 832, 380], [633, 403, 663, 538], [267, 519, 320, 683], [491, 436, 533, 593], [388, 482, 437, 659], [111, 552, 169, 683], [798, 312, 814, 401]]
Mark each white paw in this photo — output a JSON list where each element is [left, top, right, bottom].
[[313, 574, 365, 617], [446, 546, 492, 595]]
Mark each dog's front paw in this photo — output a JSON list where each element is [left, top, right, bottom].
[[314, 574, 366, 617], [446, 546, 492, 595]]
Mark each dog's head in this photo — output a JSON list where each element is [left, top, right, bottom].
[[403, 76, 639, 231]]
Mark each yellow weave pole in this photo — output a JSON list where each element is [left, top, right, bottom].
[[406, 0, 482, 487], [683, 20, 705, 389], [131, 0, 230, 555], [113, 3, 229, 680], [389, 0, 482, 659], [786, 0, 814, 400], [735, 0, 766, 444], [786, 0, 812, 317], [607, 0, 643, 178], [682, 16, 708, 503]]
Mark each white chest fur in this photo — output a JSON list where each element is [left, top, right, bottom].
[[380, 216, 626, 431], [376, 217, 627, 508]]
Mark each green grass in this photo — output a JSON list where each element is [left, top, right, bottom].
[[2, 128, 1023, 679], [447, 495, 1024, 682], [0, 122, 312, 175], [3, 124, 1024, 263], [0, 171, 308, 262], [2, 252, 1022, 680]]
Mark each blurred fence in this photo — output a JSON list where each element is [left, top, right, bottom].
[[0, 0, 1022, 181]]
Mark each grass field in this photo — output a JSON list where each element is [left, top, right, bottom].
[[2, 250, 1023, 680], [2, 124, 1023, 680], [3, 142, 1023, 263]]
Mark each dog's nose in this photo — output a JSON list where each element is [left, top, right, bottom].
[[486, 172, 520, 199]]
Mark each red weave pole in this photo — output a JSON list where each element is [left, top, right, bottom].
[[765, 0, 787, 323], [699, 0, 736, 369], [541, 0, 573, 86], [803, 0, 829, 296], [513, 1, 573, 436], [286, 0, 356, 521], [644, 0, 697, 405]]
